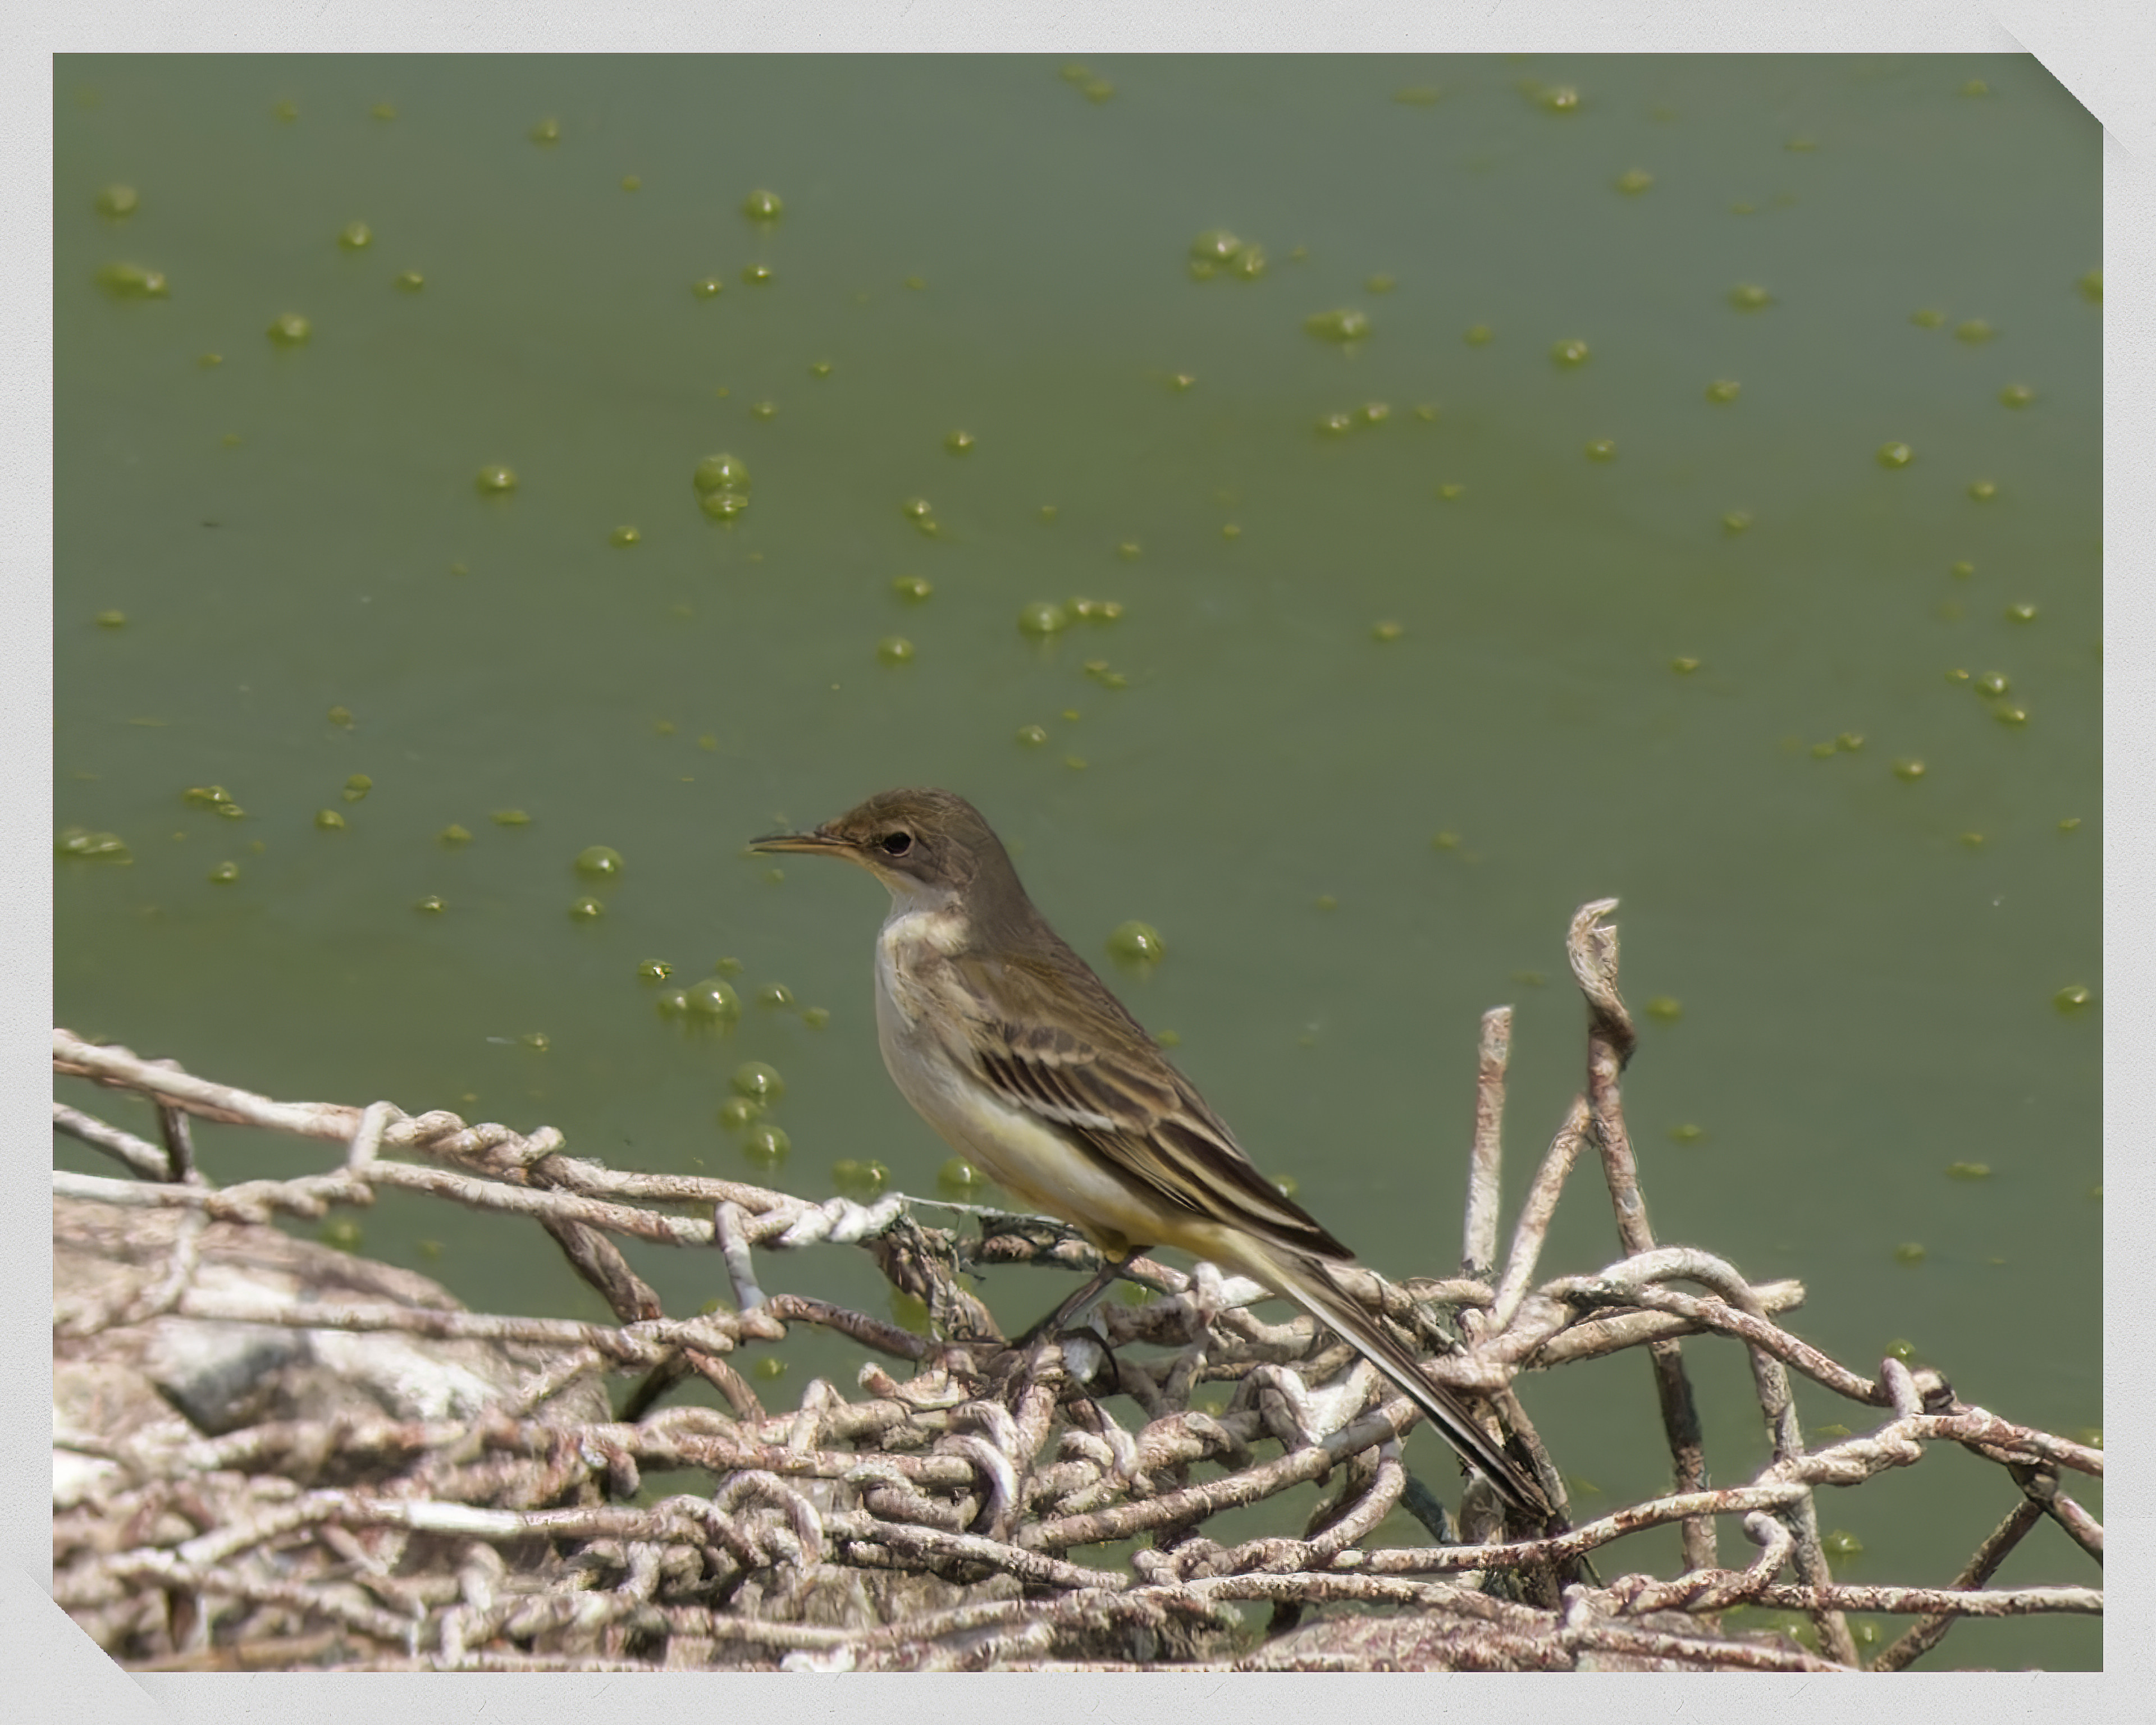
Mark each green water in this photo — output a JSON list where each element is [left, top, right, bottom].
[[54, 54, 2099, 1668]]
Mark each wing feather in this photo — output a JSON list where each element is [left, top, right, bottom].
[[948, 950, 1350, 1260]]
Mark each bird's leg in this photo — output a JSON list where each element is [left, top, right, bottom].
[[1013, 1244, 1149, 1345]]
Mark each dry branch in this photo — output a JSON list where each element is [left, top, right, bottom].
[[49, 902, 2100, 1672]]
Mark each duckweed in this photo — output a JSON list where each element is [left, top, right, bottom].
[[1947, 1162, 1991, 1180], [2054, 985, 2092, 1012], [1372, 620, 1405, 642], [56, 828, 130, 862], [1190, 228, 1241, 263], [750, 400, 778, 419], [2080, 269, 2102, 303], [758, 983, 794, 1010], [1072, 598, 1122, 621], [743, 1122, 791, 1165], [208, 862, 240, 884], [1107, 920, 1164, 963], [1316, 411, 1353, 436], [1365, 274, 1396, 294], [685, 978, 741, 1022], [337, 221, 372, 250], [327, 705, 354, 729], [1669, 1123, 1707, 1145], [2006, 603, 2038, 623], [1951, 561, 1976, 579], [693, 278, 724, 299], [1017, 724, 1048, 746], [1974, 672, 2009, 698], [638, 959, 673, 981], [1876, 442, 1913, 468], [530, 118, 560, 144], [266, 313, 311, 346], [1615, 168, 1654, 194], [2000, 384, 2035, 409], [1968, 480, 1997, 501], [610, 525, 641, 547], [439, 824, 472, 845], [569, 898, 604, 921], [944, 429, 975, 454], [1464, 324, 1493, 345], [877, 636, 915, 665], [1729, 283, 1773, 310], [414, 894, 445, 913], [1954, 319, 1994, 343], [1585, 438, 1617, 461], [832, 1159, 889, 1200], [1911, 308, 1945, 329], [1892, 759, 1926, 780], [1646, 996, 1683, 1022], [1438, 484, 1466, 501], [394, 270, 424, 291], [699, 489, 748, 520], [1305, 308, 1370, 342], [574, 845, 624, 878], [1894, 1243, 1927, 1266], [95, 610, 125, 628], [98, 262, 168, 298], [892, 575, 933, 601], [802, 1006, 830, 1029], [1722, 511, 1753, 534], [733, 1061, 785, 1102], [94, 184, 139, 217], [900, 497, 932, 520], [743, 265, 773, 285], [1670, 656, 1701, 674], [718, 1096, 762, 1131], [475, 465, 518, 494], [743, 189, 783, 221], [1018, 601, 1071, 637], [1706, 379, 1741, 402], [1550, 338, 1590, 367], [315, 809, 345, 830], [491, 809, 531, 826]]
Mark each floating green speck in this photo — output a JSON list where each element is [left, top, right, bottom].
[[1669, 1123, 1706, 1145], [743, 1122, 791, 1166], [1729, 283, 1773, 310], [414, 894, 445, 913], [1017, 724, 1049, 747], [610, 525, 641, 547], [569, 896, 604, 921], [1892, 758, 1926, 781], [1946, 1162, 1991, 1181], [95, 610, 126, 629], [1107, 920, 1164, 964], [717, 1096, 762, 1131], [2054, 985, 2092, 1013], [1721, 511, 1753, 534], [327, 705, 355, 729], [1584, 438, 1617, 461], [1670, 657, 1700, 675], [98, 262, 169, 298], [1876, 442, 1913, 469], [1018, 601, 1071, 638], [475, 465, 517, 495], [878, 636, 915, 665], [208, 861, 240, 884], [2080, 270, 2102, 304], [1705, 379, 1740, 403], [491, 809, 531, 826], [266, 313, 311, 346], [743, 188, 784, 221], [439, 824, 472, 846], [1372, 620, 1405, 643], [337, 221, 372, 251], [1464, 324, 1493, 345], [638, 959, 673, 982], [1645, 996, 1683, 1023], [1955, 319, 1994, 344], [892, 575, 933, 602], [1305, 307, 1371, 343], [1550, 338, 1591, 367], [678, 979, 737, 1023], [733, 1061, 785, 1102], [742, 265, 773, 286], [56, 828, 130, 862], [530, 117, 560, 144], [575, 845, 624, 878], [802, 1006, 830, 1029], [692, 278, 724, 299], [1999, 384, 2035, 409], [315, 809, 345, 831], [944, 429, 974, 454], [1893, 1243, 1927, 1266]]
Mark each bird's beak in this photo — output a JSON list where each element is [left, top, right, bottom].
[[748, 825, 852, 857]]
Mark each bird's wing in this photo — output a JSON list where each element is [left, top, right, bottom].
[[947, 949, 1351, 1261]]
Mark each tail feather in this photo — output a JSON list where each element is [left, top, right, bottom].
[[1238, 1242, 1547, 1516]]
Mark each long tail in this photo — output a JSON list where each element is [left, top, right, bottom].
[[1232, 1239, 1547, 1516]]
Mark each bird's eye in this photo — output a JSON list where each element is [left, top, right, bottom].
[[879, 831, 913, 856]]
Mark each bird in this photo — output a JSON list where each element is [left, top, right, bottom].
[[750, 785, 1547, 1514]]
